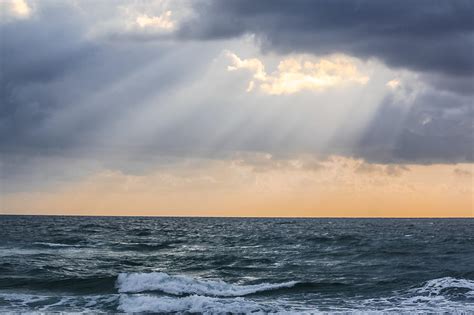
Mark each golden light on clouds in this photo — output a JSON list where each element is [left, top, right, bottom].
[[90, 2, 182, 38], [2, 0, 31, 18], [386, 79, 401, 89], [226, 52, 369, 94], [12, 0, 30, 16], [135, 11, 175, 30], [2, 155, 472, 217]]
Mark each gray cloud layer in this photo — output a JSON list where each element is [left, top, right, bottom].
[[1, 1, 473, 192], [356, 90, 473, 163], [179, 0, 473, 163], [180, 0, 474, 78]]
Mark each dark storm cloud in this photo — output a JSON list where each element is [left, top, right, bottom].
[[357, 89, 473, 164], [179, 0, 474, 78], [0, 4, 95, 151], [179, 0, 474, 164], [0, 1, 215, 190], [0, 1, 208, 153], [1, 1, 473, 194]]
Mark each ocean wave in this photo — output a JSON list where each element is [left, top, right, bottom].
[[340, 277, 474, 313], [116, 277, 474, 314], [113, 242, 173, 251], [118, 294, 278, 313], [0, 292, 119, 312], [349, 296, 474, 313], [1, 277, 474, 313], [412, 277, 474, 296], [33, 242, 82, 248], [116, 272, 298, 296]]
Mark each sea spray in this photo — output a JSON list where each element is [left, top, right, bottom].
[[116, 272, 298, 296]]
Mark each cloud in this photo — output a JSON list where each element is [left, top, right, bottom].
[[3, 156, 471, 216], [0, 0, 32, 19], [135, 11, 175, 30], [0, 0, 472, 195], [355, 161, 409, 177], [231, 152, 326, 173], [386, 79, 401, 89], [81, 0, 191, 40], [226, 51, 369, 94], [180, 0, 474, 79], [0, 1, 220, 190], [356, 83, 473, 163], [453, 168, 472, 177]]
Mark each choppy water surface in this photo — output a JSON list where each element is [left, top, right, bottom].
[[0, 216, 473, 313]]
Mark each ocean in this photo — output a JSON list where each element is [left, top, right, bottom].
[[0, 216, 473, 313]]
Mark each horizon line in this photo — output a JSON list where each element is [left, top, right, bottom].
[[0, 213, 472, 219]]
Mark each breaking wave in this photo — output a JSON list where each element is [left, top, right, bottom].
[[116, 272, 298, 296], [2, 217, 474, 313], [412, 276, 474, 296], [0, 292, 119, 312], [116, 275, 474, 313], [1, 275, 473, 313], [118, 294, 279, 313], [340, 277, 474, 313]]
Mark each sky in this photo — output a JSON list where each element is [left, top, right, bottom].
[[0, 0, 473, 217]]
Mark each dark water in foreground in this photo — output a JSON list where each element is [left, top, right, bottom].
[[0, 216, 473, 313]]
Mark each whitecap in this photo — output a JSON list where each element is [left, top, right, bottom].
[[345, 277, 474, 313], [412, 277, 474, 296], [116, 272, 297, 296], [118, 294, 277, 314], [0, 292, 119, 312], [33, 242, 81, 248]]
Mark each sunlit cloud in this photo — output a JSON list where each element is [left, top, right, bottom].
[[135, 11, 175, 30], [2, 155, 472, 217], [355, 161, 409, 177], [453, 168, 472, 178], [79, 1, 185, 39], [226, 51, 369, 95], [386, 79, 401, 89], [12, 0, 30, 16], [1, 1, 472, 217], [0, 0, 31, 19]]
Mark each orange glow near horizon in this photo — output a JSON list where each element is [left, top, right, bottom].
[[2, 156, 472, 217]]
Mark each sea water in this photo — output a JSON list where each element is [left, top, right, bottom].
[[0, 216, 473, 313]]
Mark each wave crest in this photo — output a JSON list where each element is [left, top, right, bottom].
[[118, 294, 277, 313], [413, 277, 474, 296], [116, 272, 297, 296]]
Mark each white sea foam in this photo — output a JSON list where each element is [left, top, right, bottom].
[[33, 242, 81, 248], [352, 297, 474, 313], [118, 294, 277, 314], [116, 272, 298, 296], [412, 277, 474, 296], [0, 248, 51, 257], [337, 277, 474, 313], [2, 277, 473, 313], [0, 292, 119, 313]]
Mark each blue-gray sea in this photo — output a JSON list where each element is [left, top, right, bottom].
[[0, 216, 473, 313]]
